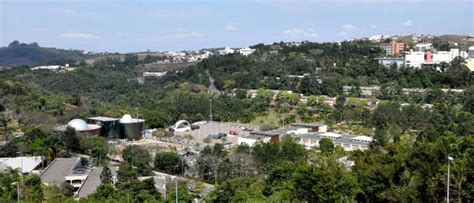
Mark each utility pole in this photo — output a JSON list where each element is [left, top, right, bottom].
[[447, 156, 453, 203], [209, 99, 213, 123]]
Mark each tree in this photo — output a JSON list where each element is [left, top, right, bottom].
[[100, 166, 113, 184], [90, 184, 115, 200], [23, 175, 44, 202], [122, 145, 152, 175], [117, 162, 137, 184], [319, 138, 335, 155], [154, 151, 187, 175], [62, 127, 80, 153]]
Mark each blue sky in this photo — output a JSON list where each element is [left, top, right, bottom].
[[1, 0, 472, 52]]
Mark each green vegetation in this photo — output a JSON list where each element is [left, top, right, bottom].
[[0, 41, 87, 67]]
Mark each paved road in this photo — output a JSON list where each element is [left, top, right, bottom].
[[205, 69, 221, 95]]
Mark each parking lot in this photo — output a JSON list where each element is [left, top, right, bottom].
[[174, 121, 259, 146]]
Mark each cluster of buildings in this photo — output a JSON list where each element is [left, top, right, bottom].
[[218, 47, 256, 56], [236, 123, 373, 151], [342, 85, 464, 97], [55, 114, 145, 140], [376, 38, 473, 70]]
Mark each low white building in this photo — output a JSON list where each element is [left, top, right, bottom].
[[238, 47, 256, 56], [143, 71, 167, 77], [219, 47, 235, 55], [238, 135, 270, 147], [405, 51, 426, 68], [31, 65, 64, 70]]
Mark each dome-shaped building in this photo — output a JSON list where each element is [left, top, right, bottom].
[[67, 119, 88, 131], [60, 118, 101, 135]]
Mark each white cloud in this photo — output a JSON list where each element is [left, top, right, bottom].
[[60, 32, 97, 39], [282, 28, 319, 38], [342, 24, 357, 31], [169, 32, 204, 39], [402, 19, 413, 27], [369, 24, 377, 29], [226, 25, 237, 31]]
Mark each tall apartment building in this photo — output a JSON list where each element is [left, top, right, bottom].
[[380, 38, 405, 56]]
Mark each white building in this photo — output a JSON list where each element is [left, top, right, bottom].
[[238, 47, 256, 56], [219, 47, 235, 55], [405, 51, 426, 68], [31, 65, 63, 70], [143, 71, 167, 77], [238, 135, 270, 147], [414, 43, 432, 52]]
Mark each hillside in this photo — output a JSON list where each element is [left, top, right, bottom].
[[0, 41, 87, 67]]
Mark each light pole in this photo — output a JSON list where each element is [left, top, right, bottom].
[[171, 176, 178, 203], [447, 156, 453, 203], [11, 182, 19, 203]]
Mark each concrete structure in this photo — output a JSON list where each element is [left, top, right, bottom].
[[0, 156, 44, 174], [238, 47, 256, 56], [55, 119, 101, 135], [380, 38, 404, 55], [375, 57, 405, 67], [298, 132, 373, 151]]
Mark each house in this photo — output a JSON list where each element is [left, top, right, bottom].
[[219, 47, 235, 55], [238, 47, 256, 56]]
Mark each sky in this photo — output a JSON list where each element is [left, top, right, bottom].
[[1, 0, 473, 53]]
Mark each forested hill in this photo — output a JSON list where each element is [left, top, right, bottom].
[[0, 41, 87, 67]]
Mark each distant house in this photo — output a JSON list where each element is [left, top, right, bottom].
[[219, 47, 235, 55], [31, 65, 64, 70], [238, 47, 256, 56], [143, 71, 167, 77], [238, 135, 271, 147]]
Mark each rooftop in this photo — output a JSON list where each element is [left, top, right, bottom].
[[0, 156, 43, 173], [41, 158, 81, 185], [77, 167, 103, 198], [88, 116, 119, 122]]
